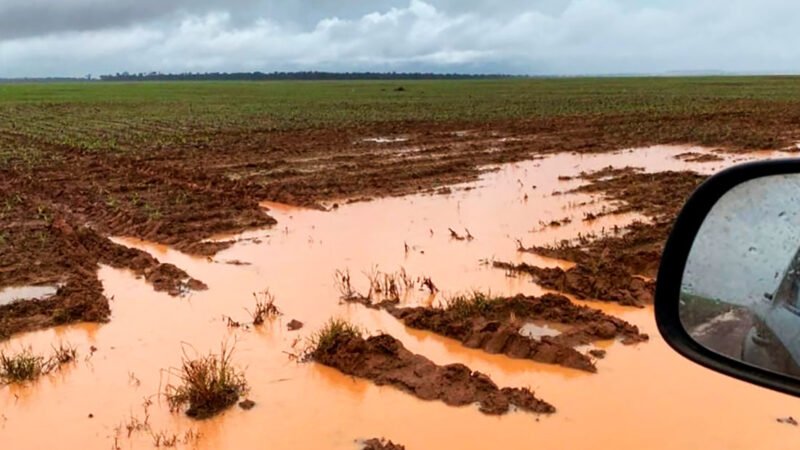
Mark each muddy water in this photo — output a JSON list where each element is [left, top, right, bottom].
[[2, 145, 800, 450]]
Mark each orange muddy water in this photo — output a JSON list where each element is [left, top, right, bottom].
[[2, 145, 800, 450]]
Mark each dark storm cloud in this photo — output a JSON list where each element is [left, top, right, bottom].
[[0, 0, 263, 39]]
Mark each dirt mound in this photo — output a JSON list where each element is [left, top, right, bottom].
[[362, 438, 406, 450], [494, 261, 654, 307], [347, 293, 647, 372], [313, 333, 555, 415]]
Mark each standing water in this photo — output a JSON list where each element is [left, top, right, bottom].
[[1, 145, 799, 450]]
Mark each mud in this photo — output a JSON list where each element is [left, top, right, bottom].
[[511, 168, 706, 306], [362, 438, 406, 450], [674, 152, 724, 163], [312, 333, 555, 415], [493, 261, 654, 307], [348, 293, 647, 372], [0, 217, 206, 339], [0, 107, 778, 338]]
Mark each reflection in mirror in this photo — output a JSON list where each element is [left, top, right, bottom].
[[681, 174, 800, 379]]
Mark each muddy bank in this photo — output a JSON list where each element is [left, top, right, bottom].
[[493, 261, 654, 307], [312, 333, 555, 415], [0, 215, 206, 339], [348, 293, 647, 372], [513, 168, 706, 305], [362, 438, 406, 450]]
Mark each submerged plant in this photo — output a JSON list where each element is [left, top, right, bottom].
[[163, 343, 249, 419], [0, 348, 45, 383], [0, 343, 79, 384], [249, 289, 281, 325]]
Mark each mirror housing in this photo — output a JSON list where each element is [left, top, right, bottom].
[[656, 158, 800, 397]]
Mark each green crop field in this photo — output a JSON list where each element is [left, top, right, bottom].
[[2, 76, 800, 160]]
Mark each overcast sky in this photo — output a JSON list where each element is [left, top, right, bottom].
[[1, 0, 798, 77]]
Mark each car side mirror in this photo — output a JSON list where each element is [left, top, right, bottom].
[[656, 159, 800, 397]]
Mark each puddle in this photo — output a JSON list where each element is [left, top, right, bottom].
[[518, 323, 563, 339], [362, 137, 409, 143], [2, 145, 799, 450], [0, 285, 58, 306]]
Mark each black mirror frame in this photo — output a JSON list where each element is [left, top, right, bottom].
[[656, 158, 800, 397]]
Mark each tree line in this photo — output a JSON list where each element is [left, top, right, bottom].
[[98, 71, 517, 81]]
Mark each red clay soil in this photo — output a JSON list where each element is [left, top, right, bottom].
[[313, 333, 556, 415], [0, 209, 206, 339], [510, 168, 707, 305], [0, 108, 766, 338], [493, 261, 654, 307], [362, 438, 406, 450], [347, 293, 647, 372]]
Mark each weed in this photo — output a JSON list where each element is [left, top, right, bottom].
[[307, 318, 363, 359], [49, 342, 78, 366], [0, 343, 78, 384], [249, 289, 281, 325], [444, 291, 496, 319], [335, 268, 363, 300], [163, 343, 249, 419], [0, 348, 45, 383]]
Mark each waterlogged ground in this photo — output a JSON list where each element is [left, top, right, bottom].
[[2, 145, 800, 449]]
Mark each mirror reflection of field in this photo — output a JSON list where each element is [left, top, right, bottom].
[[3, 145, 800, 450], [681, 292, 755, 360]]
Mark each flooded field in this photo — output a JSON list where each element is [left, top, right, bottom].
[[2, 145, 800, 449]]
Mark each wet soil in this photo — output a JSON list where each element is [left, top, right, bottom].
[[674, 152, 724, 163], [347, 293, 647, 372], [0, 218, 205, 339], [312, 333, 555, 415], [362, 438, 406, 450], [493, 261, 654, 307], [0, 105, 786, 337], [512, 168, 706, 304]]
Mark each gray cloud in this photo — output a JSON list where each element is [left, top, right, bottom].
[[1, 0, 798, 77]]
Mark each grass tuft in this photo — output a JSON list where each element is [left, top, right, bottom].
[[307, 318, 363, 358], [164, 343, 249, 419], [0, 343, 79, 384], [0, 348, 45, 383], [444, 291, 496, 319]]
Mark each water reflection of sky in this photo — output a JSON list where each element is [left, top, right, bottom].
[[683, 173, 800, 306]]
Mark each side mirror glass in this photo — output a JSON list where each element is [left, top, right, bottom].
[[657, 160, 800, 397]]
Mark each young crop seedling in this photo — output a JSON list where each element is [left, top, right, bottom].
[[163, 343, 249, 419]]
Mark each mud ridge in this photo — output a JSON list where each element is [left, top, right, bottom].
[[493, 261, 653, 307], [0, 215, 206, 339], [362, 438, 406, 450], [313, 333, 555, 415], [346, 293, 648, 372], [512, 168, 706, 306]]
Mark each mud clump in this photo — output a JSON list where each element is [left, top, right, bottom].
[[363, 438, 406, 450], [348, 293, 647, 372], [144, 263, 207, 295], [674, 152, 724, 163], [312, 327, 555, 415], [493, 261, 654, 307]]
